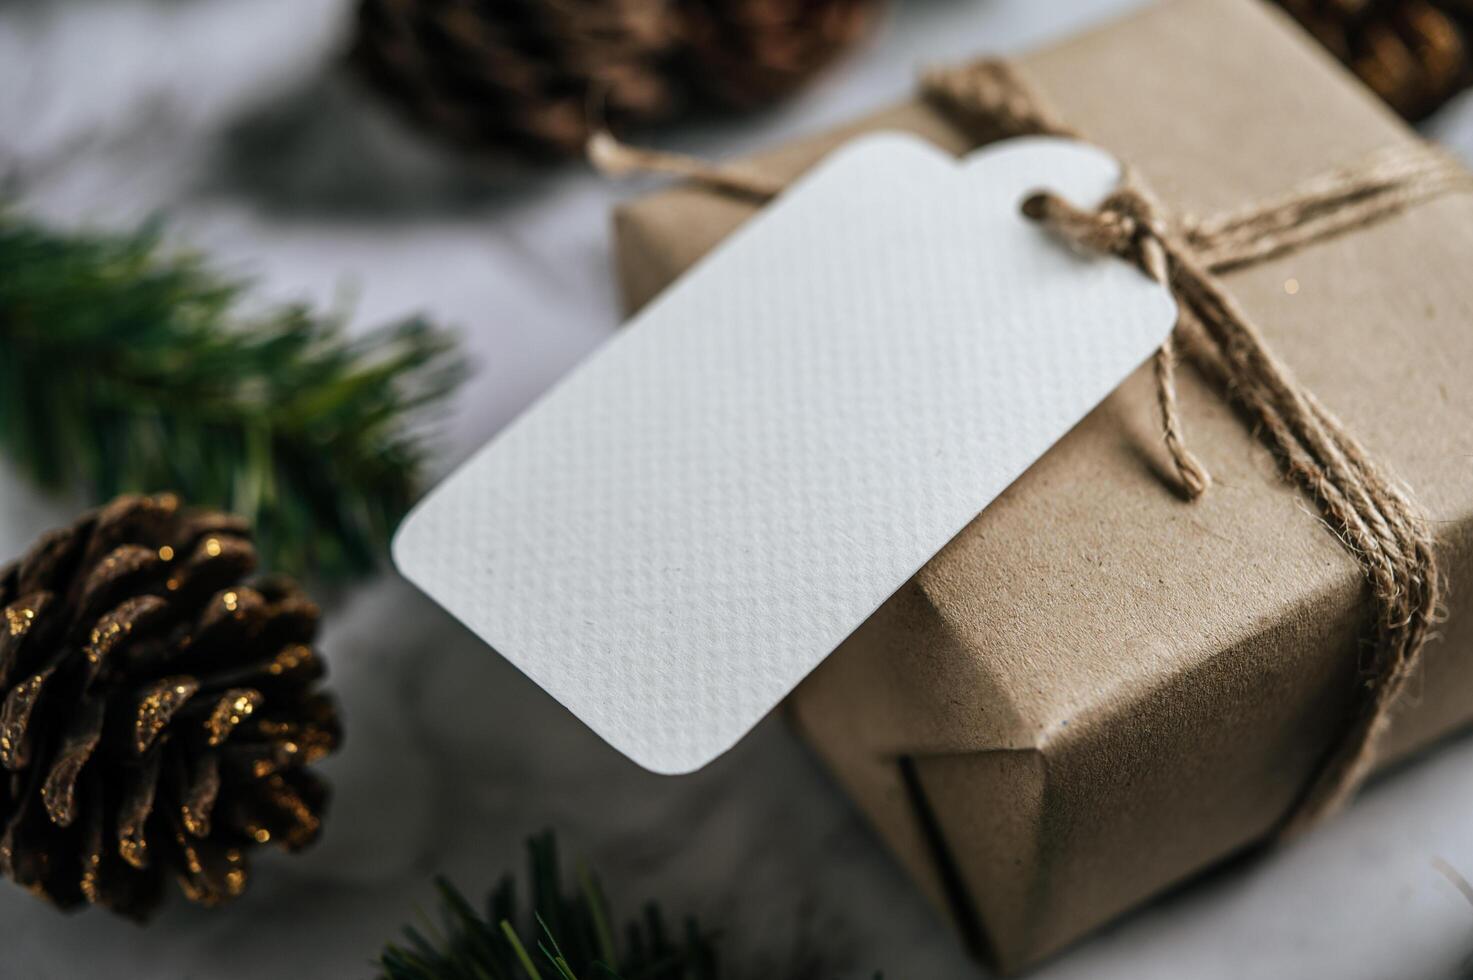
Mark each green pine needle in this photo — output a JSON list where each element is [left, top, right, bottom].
[[0, 209, 467, 579], [378, 832, 719, 980], [504, 919, 546, 980]]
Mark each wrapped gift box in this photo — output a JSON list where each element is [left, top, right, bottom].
[[612, 0, 1473, 970]]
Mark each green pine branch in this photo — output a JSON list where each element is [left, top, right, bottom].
[[0, 208, 466, 579], [378, 832, 887, 980], [378, 831, 719, 980]]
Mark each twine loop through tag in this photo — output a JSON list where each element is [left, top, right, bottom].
[[1022, 184, 1208, 499]]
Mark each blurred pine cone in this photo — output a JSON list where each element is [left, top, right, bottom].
[[1277, 0, 1473, 119], [0, 494, 339, 919], [349, 0, 879, 163]]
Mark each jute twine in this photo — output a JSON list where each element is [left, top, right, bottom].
[[591, 58, 1473, 835]]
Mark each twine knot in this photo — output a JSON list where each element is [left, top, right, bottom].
[[1022, 187, 1173, 284]]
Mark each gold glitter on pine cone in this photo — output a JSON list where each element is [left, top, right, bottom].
[[1277, 0, 1473, 119], [349, 0, 878, 162], [0, 494, 340, 919]]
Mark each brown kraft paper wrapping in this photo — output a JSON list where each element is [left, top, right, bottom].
[[610, 0, 1473, 971]]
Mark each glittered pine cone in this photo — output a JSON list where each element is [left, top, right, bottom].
[[349, 0, 879, 163], [677, 0, 878, 110], [0, 494, 340, 919], [1277, 0, 1473, 119]]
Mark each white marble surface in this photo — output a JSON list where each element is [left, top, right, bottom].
[[5, 1, 1473, 977]]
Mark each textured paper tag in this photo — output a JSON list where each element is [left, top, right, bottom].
[[393, 134, 1177, 774]]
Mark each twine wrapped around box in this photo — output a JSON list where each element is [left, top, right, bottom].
[[591, 55, 1471, 835]]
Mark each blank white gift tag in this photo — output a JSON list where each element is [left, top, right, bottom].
[[394, 134, 1177, 774]]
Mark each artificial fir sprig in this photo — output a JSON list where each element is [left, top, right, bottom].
[[378, 831, 719, 980], [0, 209, 465, 579]]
